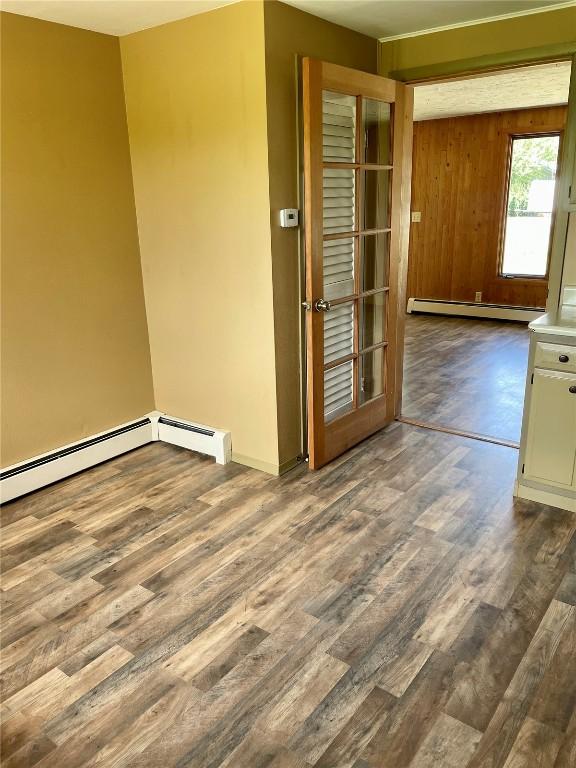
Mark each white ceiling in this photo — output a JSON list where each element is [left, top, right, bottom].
[[0, 0, 240, 36], [0, 0, 574, 38], [414, 61, 571, 121], [283, 0, 574, 41]]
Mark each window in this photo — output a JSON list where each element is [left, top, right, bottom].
[[500, 133, 561, 278]]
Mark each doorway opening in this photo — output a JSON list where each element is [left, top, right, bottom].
[[400, 61, 571, 446]]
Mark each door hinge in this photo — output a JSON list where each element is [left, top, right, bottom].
[[530, 373, 534, 384], [522, 463, 525, 474]]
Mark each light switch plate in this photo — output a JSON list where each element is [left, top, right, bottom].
[[411, 211, 422, 223], [280, 209, 299, 228]]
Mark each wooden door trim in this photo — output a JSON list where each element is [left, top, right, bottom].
[[390, 83, 414, 418]]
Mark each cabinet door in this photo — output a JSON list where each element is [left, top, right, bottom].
[[524, 369, 576, 487]]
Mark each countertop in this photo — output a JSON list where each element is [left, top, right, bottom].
[[529, 303, 576, 338]]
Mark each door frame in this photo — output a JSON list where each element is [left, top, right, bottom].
[[387, 42, 576, 85], [297, 45, 576, 465], [393, 50, 576, 421]]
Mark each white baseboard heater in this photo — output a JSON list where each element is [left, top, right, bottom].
[[156, 415, 231, 466], [0, 412, 231, 504], [406, 298, 544, 323]]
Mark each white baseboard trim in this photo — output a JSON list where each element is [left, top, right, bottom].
[[0, 417, 154, 504], [155, 413, 231, 466], [407, 298, 544, 323], [1, 411, 231, 503]]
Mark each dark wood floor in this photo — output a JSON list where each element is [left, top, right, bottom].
[[402, 314, 530, 444], [1, 427, 575, 768]]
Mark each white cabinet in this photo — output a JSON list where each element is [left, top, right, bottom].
[[523, 369, 576, 489]]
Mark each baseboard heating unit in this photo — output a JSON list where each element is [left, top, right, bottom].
[[0, 412, 231, 503], [156, 415, 231, 466], [407, 298, 544, 323]]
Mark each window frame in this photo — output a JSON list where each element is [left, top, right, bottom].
[[498, 130, 563, 281]]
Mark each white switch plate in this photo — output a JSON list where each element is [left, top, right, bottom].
[[280, 208, 299, 228], [411, 211, 421, 223]]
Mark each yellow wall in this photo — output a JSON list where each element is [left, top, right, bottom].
[[263, 0, 377, 467], [1, 12, 154, 467], [120, 1, 280, 473], [380, 6, 576, 77], [1, 1, 375, 475]]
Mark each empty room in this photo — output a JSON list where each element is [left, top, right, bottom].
[[1, 2, 575, 768]]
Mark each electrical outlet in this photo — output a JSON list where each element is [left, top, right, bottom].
[[475, 291, 482, 303], [411, 211, 422, 223]]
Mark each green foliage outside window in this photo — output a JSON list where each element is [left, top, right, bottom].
[[507, 135, 560, 214]]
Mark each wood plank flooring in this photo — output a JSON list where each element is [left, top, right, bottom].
[[1, 424, 575, 768], [402, 314, 530, 443]]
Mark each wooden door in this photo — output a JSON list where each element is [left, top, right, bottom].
[[303, 59, 413, 469]]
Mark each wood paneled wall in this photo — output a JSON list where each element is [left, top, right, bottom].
[[407, 105, 567, 308]]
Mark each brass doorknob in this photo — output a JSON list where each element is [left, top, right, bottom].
[[314, 299, 332, 312]]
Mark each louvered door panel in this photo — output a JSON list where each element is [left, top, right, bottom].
[[321, 88, 356, 423], [324, 302, 354, 366], [323, 238, 354, 300], [322, 91, 356, 162], [324, 361, 353, 421], [323, 169, 355, 234]]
